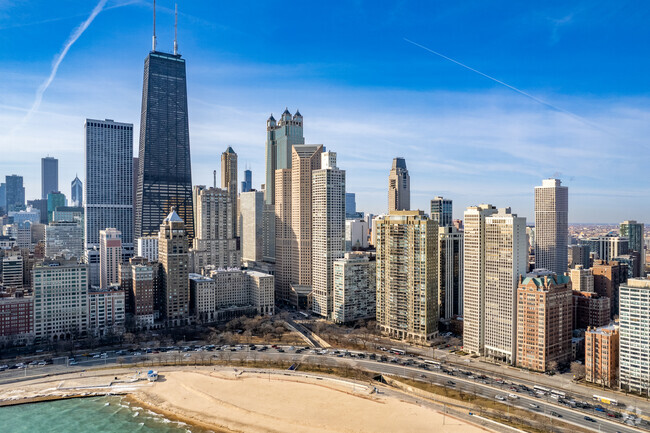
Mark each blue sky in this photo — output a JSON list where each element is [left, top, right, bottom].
[[1, 0, 650, 222]]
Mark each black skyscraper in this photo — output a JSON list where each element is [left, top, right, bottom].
[[135, 42, 193, 240], [41, 157, 58, 199]]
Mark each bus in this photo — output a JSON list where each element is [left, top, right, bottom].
[[424, 360, 442, 368], [593, 395, 618, 406], [299, 312, 309, 319], [550, 390, 566, 399], [390, 348, 406, 356], [533, 385, 551, 394]]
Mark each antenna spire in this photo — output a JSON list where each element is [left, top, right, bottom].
[[173, 4, 178, 55], [152, 0, 157, 51]]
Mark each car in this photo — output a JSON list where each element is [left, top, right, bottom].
[[529, 403, 539, 409], [38, 361, 46, 366], [550, 411, 562, 418], [69, 360, 78, 365], [495, 395, 506, 401], [584, 416, 596, 422], [447, 381, 456, 386], [595, 407, 605, 412], [92, 354, 100, 358], [508, 394, 519, 399]]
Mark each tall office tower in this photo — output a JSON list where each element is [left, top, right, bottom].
[[221, 147, 238, 236], [583, 235, 629, 262], [240, 190, 264, 263], [32, 258, 89, 342], [619, 278, 650, 393], [482, 208, 527, 364], [45, 221, 84, 260], [620, 220, 644, 273], [132, 157, 138, 235], [585, 324, 619, 388], [311, 152, 346, 317], [376, 211, 437, 342], [388, 157, 410, 212], [568, 244, 590, 268], [190, 187, 240, 272], [71, 175, 83, 207], [274, 168, 293, 303], [2, 254, 23, 289], [592, 259, 625, 318], [345, 193, 357, 218], [431, 196, 452, 228], [136, 23, 194, 241], [41, 157, 58, 199], [241, 169, 252, 193], [158, 209, 190, 324], [99, 228, 122, 289], [462, 204, 497, 357], [439, 225, 464, 319], [5, 175, 25, 212], [0, 182, 5, 214], [332, 252, 376, 323], [516, 270, 572, 372], [534, 178, 568, 276], [84, 119, 133, 257], [264, 109, 305, 205], [46, 191, 65, 223]]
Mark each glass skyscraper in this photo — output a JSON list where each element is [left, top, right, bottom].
[[430, 196, 452, 227], [84, 119, 133, 253], [71, 175, 83, 207], [136, 50, 194, 240], [41, 157, 58, 200], [5, 175, 25, 212]]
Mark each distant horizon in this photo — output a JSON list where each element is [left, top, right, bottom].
[[2, 1, 650, 222]]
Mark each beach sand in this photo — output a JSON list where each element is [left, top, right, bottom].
[[131, 370, 493, 433]]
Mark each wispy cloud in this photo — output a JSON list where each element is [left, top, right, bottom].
[[10, 0, 108, 135]]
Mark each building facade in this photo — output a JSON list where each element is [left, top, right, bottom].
[[620, 220, 644, 273], [439, 225, 464, 319], [345, 218, 369, 251], [84, 119, 133, 257], [0, 293, 34, 346], [136, 236, 159, 262], [375, 211, 437, 343], [619, 278, 650, 393], [41, 157, 58, 200], [311, 151, 345, 317], [516, 271, 573, 372], [45, 222, 84, 260], [99, 228, 122, 289], [585, 324, 619, 388], [240, 190, 264, 263], [534, 178, 568, 276], [71, 175, 83, 207], [88, 287, 125, 336], [332, 252, 376, 323], [431, 196, 452, 228], [159, 209, 190, 324], [264, 109, 304, 205], [592, 259, 625, 318]]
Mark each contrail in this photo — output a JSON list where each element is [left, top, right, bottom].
[[403, 38, 605, 131], [12, 0, 108, 133]]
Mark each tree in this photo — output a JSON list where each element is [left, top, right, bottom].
[[570, 362, 586, 380]]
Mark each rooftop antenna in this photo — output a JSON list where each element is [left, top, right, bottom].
[[213, 170, 217, 189], [152, 0, 157, 51], [173, 3, 178, 55]]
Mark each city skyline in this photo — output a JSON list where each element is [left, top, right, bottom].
[[2, 2, 650, 222]]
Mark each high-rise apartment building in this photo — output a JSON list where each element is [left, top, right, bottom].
[[332, 252, 376, 324], [0, 183, 5, 214], [585, 324, 619, 388], [41, 157, 58, 200], [189, 273, 216, 321], [71, 175, 83, 207], [620, 220, 644, 273], [240, 190, 264, 263], [158, 209, 190, 324], [311, 152, 345, 317], [462, 204, 497, 356], [345, 218, 369, 251], [592, 259, 625, 318], [136, 236, 158, 262], [431, 196, 452, 228], [439, 225, 464, 319], [45, 221, 83, 260], [221, 147, 238, 235], [5, 175, 25, 212], [388, 157, 410, 212], [534, 179, 568, 276], [2, 254, 23, 289], [32, 258, 89, 342], [516, 270, 573, 372], [345, 192, 357, 218], [375, 211, 437, 343], [99, 228, 122, 289], [264, 109, 304, 205], [569, 244, 591, 268], [0, 293, 34, 346], [190, 187, 240, 272], [88, 287, 125, 336], [619, 278, 650, 393], [119, 256, 160, 327], [136, 45, 194, 241], [84, 119, 133, 257], [583, 235, 629, 262], [570, 265, 594, 292]]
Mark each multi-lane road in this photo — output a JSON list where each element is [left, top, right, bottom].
[[1, 345, 645, 433]]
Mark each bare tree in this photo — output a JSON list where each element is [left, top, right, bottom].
[[570, 362, 585, 380]]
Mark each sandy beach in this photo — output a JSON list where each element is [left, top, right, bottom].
[[131, 369, 493, 433]]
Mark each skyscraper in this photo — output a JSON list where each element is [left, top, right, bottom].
[[136, 23, 193, 241], [388, 157, 410, 212], [345, 192, 357, 218], [41, 157, 58, 200], [439, 225, 463, 319], [264, 109, 305, 205], [619, 278, 650, 394], [71, 175, 83, 207], [430, 196, 452, 228], [241, 169, 252, 193], [375, 210, 438, 342], [534, 178, 568, 275], [311, 151, 346, 317], [84, 119, 133, 254], [240, 190, 264, 263], [620, 220, 644, 272], [5, 175, 25, 212], [0, 183, 5, 214], [221, 147, 238, 236], [46, 191, 65, 223], [158, 208, 190, 325], [99, 228, 122, 289]]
